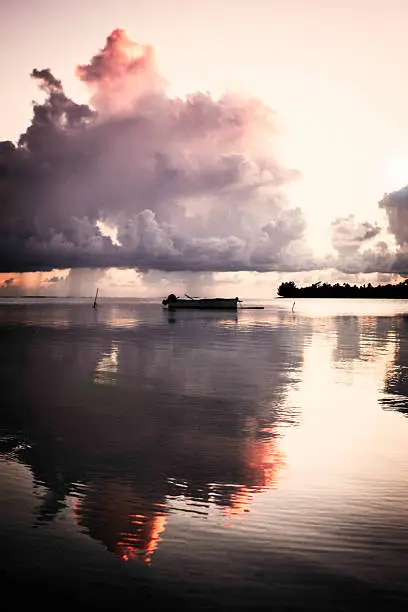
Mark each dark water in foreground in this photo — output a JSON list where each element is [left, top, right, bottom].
[[1, 298, 408, 610]]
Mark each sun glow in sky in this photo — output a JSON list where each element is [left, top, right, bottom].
[[2, 0, 408, 296], [383, 156, 408, 193]]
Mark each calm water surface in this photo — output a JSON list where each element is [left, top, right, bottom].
[[1, 298, 408, 610]]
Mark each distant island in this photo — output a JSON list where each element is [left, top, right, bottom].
[[277, 280, 408, 298]]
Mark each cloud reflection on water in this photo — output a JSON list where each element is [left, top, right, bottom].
[[0, 302, 303, 562], [1, 300, 408, 569]]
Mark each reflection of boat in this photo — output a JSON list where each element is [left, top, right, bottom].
[[166, 309, 238, 324], [162, 293, 239, 310]]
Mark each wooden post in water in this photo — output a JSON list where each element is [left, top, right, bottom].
[[93, 288, 99, 309]]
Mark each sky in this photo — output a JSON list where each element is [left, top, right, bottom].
[[1, 0, 408, 297]]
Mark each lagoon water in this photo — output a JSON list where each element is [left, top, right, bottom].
[[1, 297, 408, 610]]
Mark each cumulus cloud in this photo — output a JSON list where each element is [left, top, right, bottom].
[[332, 241, 394, 274], [326, 215, 397, 274], [1, 28, 405, 278], [331, 215, 381, 256], [376, 189, 408, 274], [76, 28, 165, 115], [0, 28, 315, 274], [379, 188, 408, 248]]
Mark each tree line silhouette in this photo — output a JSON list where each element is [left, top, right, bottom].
[[277, 279, 408, 298]]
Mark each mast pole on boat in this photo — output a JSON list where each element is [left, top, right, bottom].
[[93, 288, 99, 309]]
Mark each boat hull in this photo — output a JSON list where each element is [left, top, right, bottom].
[[165, 298, 238, 310]]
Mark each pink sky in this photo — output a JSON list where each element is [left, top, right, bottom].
[[1, 0, 408, 296]]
